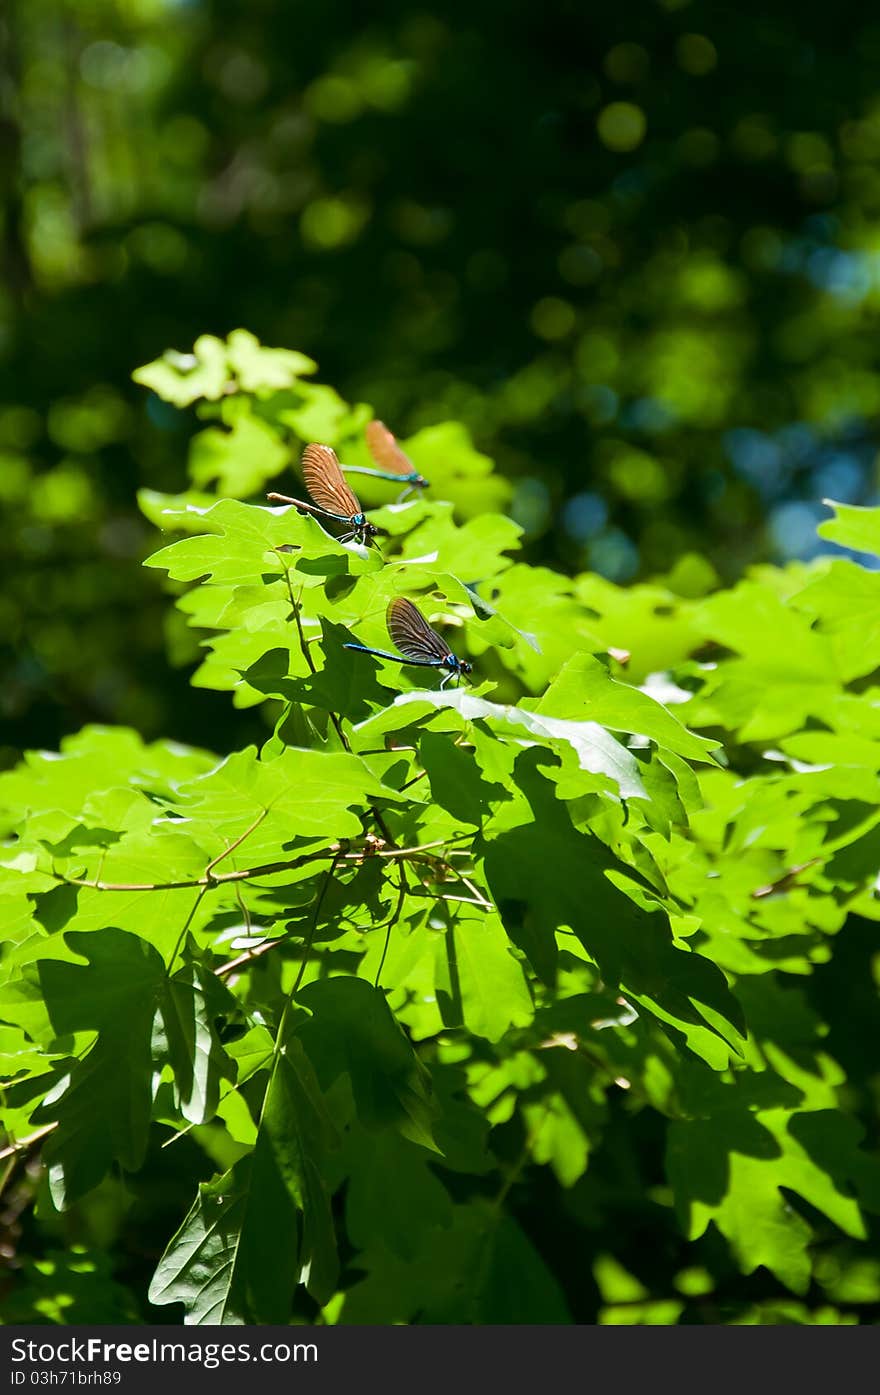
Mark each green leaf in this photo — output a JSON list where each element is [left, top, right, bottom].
[[522, 1046, 607, 1186], [795, 560, 880, 679], [535, 652, 720, 763], [574, 572, 704, 684], [225, 329, 317, 392], [133, 334, 229, 406], [482, 750, 746, 1064], [817, 500, 880, 559], [137, 487, 223, 533], [433, 908, 533, 1042], [296, 978, 439, 1151], [393, 421, 511, 518], [188, 403, 289, 497], [686, 579, 843, 741], [144, 497, 319, 586], [156, 966, 237, 1125], [419, 730, 509, 826], [392, 689, 649, 801], [339, 1201, 570, 1322], [35, 929, 166, 1206], [276, 380, 369, 445], [149, 1038, 338, 1323], [174, 744, 401, 842], [345, 1130, 453, 1261], [398, 508, 522, 579], [133, 331, 316, 408], [0, 725, 211, 842], [668, 1102, 868, 1295]]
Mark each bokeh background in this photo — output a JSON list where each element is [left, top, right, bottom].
[[4, 0, 880, 763]]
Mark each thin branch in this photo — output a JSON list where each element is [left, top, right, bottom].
[[234, 883, 252, 936], [456, 870, 493, 907], [374, 868, 407, 990], [751, 857, 822, 900], [205, 809, 269, 876], [215, 934, 283, 979], [281, 569, 318, 679], [414, 889, 495, 910], [167, 886, 209, 974], [54, 847, 339, 892], [161, 1048, 277, 1149], [491, 1136, 533, 1213], [0, 1123, 58, 1164], [50, 835, 474, 895], [370, 836, 469, 858], [290, 856, 340, 1000], [357, 746, 418, 756], [0, 1153, 15, 1201], [399, 769, 429, 792]]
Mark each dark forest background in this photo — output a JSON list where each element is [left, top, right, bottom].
[[4, 0, 880, 763]]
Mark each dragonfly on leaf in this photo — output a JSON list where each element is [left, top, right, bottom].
[[340, 420, 430, 502], [267, 443, 379, 546], [344, 597, 473, 690]]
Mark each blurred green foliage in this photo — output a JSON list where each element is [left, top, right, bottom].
[[4, 0, 880, 759]]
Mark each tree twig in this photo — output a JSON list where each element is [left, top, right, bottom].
[[290, 855, 341, 999]]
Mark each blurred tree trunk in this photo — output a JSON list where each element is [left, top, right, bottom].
[[62, 9, 92, 232]]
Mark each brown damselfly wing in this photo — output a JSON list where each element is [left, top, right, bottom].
[[386, 597, 453, 664], [301, 443, 365, 519], [366, 421, 418, 478]]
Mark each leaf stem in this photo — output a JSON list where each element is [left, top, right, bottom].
[[374, 868, 407, 990], [166, 885, 209, 974], [289, 854, 341, 1002], [204, 808, 269, 876]]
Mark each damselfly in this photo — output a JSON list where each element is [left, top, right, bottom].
[[340, 420, 429, 501], [267, 443, 379, 545], [344, 597, 472, 690]]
